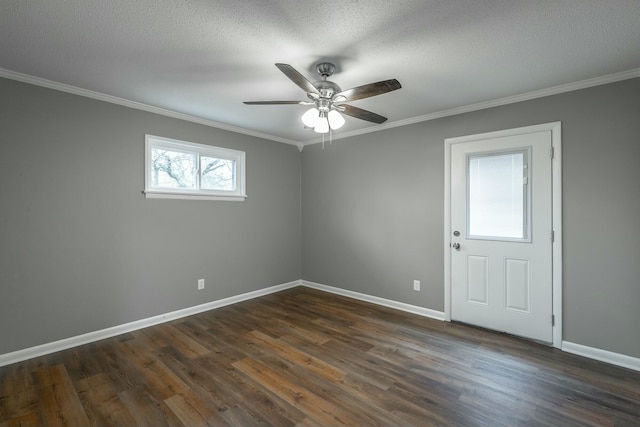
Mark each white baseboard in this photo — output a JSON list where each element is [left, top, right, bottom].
[[0, 280, 300, 368], [4, 279, 639, 374], [301, 280, 446, 321], [302, 281, 640, 373], [562, 341, 640, 372]]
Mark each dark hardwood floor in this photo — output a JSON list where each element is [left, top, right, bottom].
[[1, 287, 639, 426]]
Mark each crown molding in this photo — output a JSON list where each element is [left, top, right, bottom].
[[302, 67, 640, 146], [0, 68, 300, 147], [2, 66, 638, 148]]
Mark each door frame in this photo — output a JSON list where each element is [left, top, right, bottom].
[[444, 122, 563, 348]]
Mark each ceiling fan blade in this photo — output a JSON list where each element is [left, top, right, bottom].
[[340, 104, 388, 124], [243, 101, 311, 105], [275, 63, 320, 95], [334, 79, 401, 102]]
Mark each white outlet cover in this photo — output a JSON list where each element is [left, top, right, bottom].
[[198, 279, 205, 290]]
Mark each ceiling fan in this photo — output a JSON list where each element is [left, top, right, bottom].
[[244, 62, 401, 134]]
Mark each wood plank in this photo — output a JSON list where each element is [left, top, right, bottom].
[[0, 411, 43, 427], [115, 338, 191, 401], [232, 357, 361, 426], [118, 388, 183, 427], [246, 330, 345, 382], [74, 373, 138, 427], [143, 323, 211, 359], [35, 364, 90, 427], [243, 346, 415, 426], [151, 333, 305, 427], [0, 360, 39, 422], [164, 391, 228, 427], [194, 349, 306, 426]]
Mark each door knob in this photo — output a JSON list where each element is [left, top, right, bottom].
[[452, 242, 461, 250]]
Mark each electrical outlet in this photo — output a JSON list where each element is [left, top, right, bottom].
[[413, 280, 420, 291], [198, 279, 205, 290]]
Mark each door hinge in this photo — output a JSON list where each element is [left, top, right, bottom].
[[552, 315, 555, 326], [551, 146, 555, 159], [551, 230, 555, 242]]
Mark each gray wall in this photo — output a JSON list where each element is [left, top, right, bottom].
[[2, 76, 639, 361], [0, 78, 301, 355], [302, 78, 640, 359]]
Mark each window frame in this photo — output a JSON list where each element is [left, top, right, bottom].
[[144, 134, 246, 201]]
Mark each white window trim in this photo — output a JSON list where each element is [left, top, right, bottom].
[[144, 135, 246, 201]]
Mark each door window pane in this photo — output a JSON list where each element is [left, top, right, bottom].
[[468, 151, 527, 239]]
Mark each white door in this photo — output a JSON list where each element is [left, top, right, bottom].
[[449, 129, 553, 343]]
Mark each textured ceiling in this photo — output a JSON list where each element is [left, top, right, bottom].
[[1, 0, 639, 145]]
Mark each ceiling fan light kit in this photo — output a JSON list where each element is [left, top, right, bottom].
[[301, 108, 346, 133], [244, 62, 401, 137], [313, 114, 330, 134], [327, 109, 345, 129], [301, 107, 320, 128]]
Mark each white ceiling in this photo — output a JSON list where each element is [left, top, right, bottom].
[[1, 1, 639, 146]]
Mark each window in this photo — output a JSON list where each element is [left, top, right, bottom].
[[467, 149, 530, 241], [144, 135, 246, 201]]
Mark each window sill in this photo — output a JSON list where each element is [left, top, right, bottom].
[[143, 190, 246, 201]]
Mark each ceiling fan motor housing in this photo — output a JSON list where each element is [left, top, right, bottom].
[[312, 80, 342, 101], [313, 62, 341, 102]]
